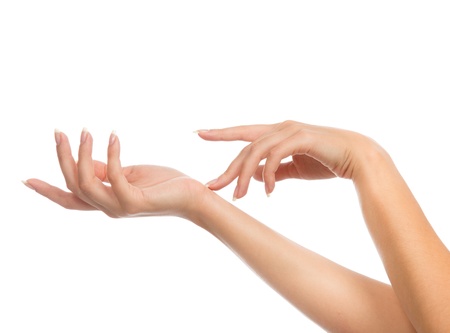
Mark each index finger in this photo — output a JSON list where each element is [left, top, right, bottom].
[[196, 124, 275, 142]]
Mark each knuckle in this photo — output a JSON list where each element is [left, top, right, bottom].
[[65, 181, 81, 196], [280, 119, 296, 128], [107, 167, 118, 181], [78, 179, 92, 194], [294, 128, 310, 141], [267, 146, 282, 160], [247, 141, 263, 156], [282, 119, 295, 126], [65, 180, 76, 192]]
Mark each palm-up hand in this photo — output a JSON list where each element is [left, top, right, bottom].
[[25, 129, 205, 219]]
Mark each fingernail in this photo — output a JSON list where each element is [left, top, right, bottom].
[[80, 128, 88, 144], [265, 183, 271, 197], [22, 180, 35, 191], [54, 128, 61, 145], [232, 187, 239, 201], [109, 130, 117, 145], [205, 178, 218, 188], [193, 129, 210, 133]]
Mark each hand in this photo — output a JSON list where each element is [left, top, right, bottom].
[[25, 129, 206, 219], [197, 120, 383, 199]]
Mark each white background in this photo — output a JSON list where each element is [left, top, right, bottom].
[[1, 1, 449, 332]]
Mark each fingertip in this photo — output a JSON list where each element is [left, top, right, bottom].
[[232, 184, 249, 201], [54, 129, 61, 145], [195, 129, 214, 140], [108, 131, 120, 159], [205, 173, 235, 191], [205, 178, 218, 188], [265, 181, 274, 197], [193, 129, 210, 134], [232, 186, 238, 201], [22, 179, 36, 191], [107, 131, 123, 180], [109, 130, 118, 146], [22, 178, 48, 195], [54, 130, 69, 150], [78, 129, 93, 162], [80, 127, 89, 144]]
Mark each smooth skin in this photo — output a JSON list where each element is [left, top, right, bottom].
[[24, 121, 450, 332]]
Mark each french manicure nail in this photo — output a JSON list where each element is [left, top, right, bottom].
[[193, 129, 210, 133], [80, 128, 88, 144], [265, 183, 271, 197], [22, 180, 35, 191], [232, 187, 239, 201], [109, 130, 117, 145], [205, 178, 218, 188], [54, 128, 61, 145]]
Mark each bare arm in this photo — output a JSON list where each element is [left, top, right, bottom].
[[199, 120, 450, 332], [191, 189, 415, 332], [25, 128, 415, 332], [353, 148, 450, 332]]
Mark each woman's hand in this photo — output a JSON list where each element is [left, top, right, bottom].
[[25, 129, 207, 219], [197, 120, 385, 199]]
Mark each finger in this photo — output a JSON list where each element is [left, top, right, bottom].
[[53, 130, 115, 211], [107, 131, 139, 214], [232, 125, 302, 199], [205, 147, 250, 191], [56, 129, 113, 213], [196, 124, 274, 142], [93, 160, 108, 182], [261, 132, 311, 195], [77, 129, 119, 216], [263, 131, 341, 194], [254, 155, 337, 186], [55, 129, 81, 193], [253, 161, 299, 182], [231, 145, 265, 199], [205, 123, 296, 193], [202, 124, 277, 191], [252, 165, 265, 182], [24, 178, 96, 210]]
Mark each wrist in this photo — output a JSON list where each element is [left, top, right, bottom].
[[180, 180, 216, 224], [183, 184, 233, 232], [351, 138, 395, 186]]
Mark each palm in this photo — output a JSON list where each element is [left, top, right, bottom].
[[105, 164, 200, 217], [122, 164, 188, 190]]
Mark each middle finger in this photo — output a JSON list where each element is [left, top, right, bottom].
[[77, 129, 121, 217]]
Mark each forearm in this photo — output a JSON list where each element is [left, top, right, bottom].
[[190, 189, 414, 332], [354, 148, 450, 332]]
